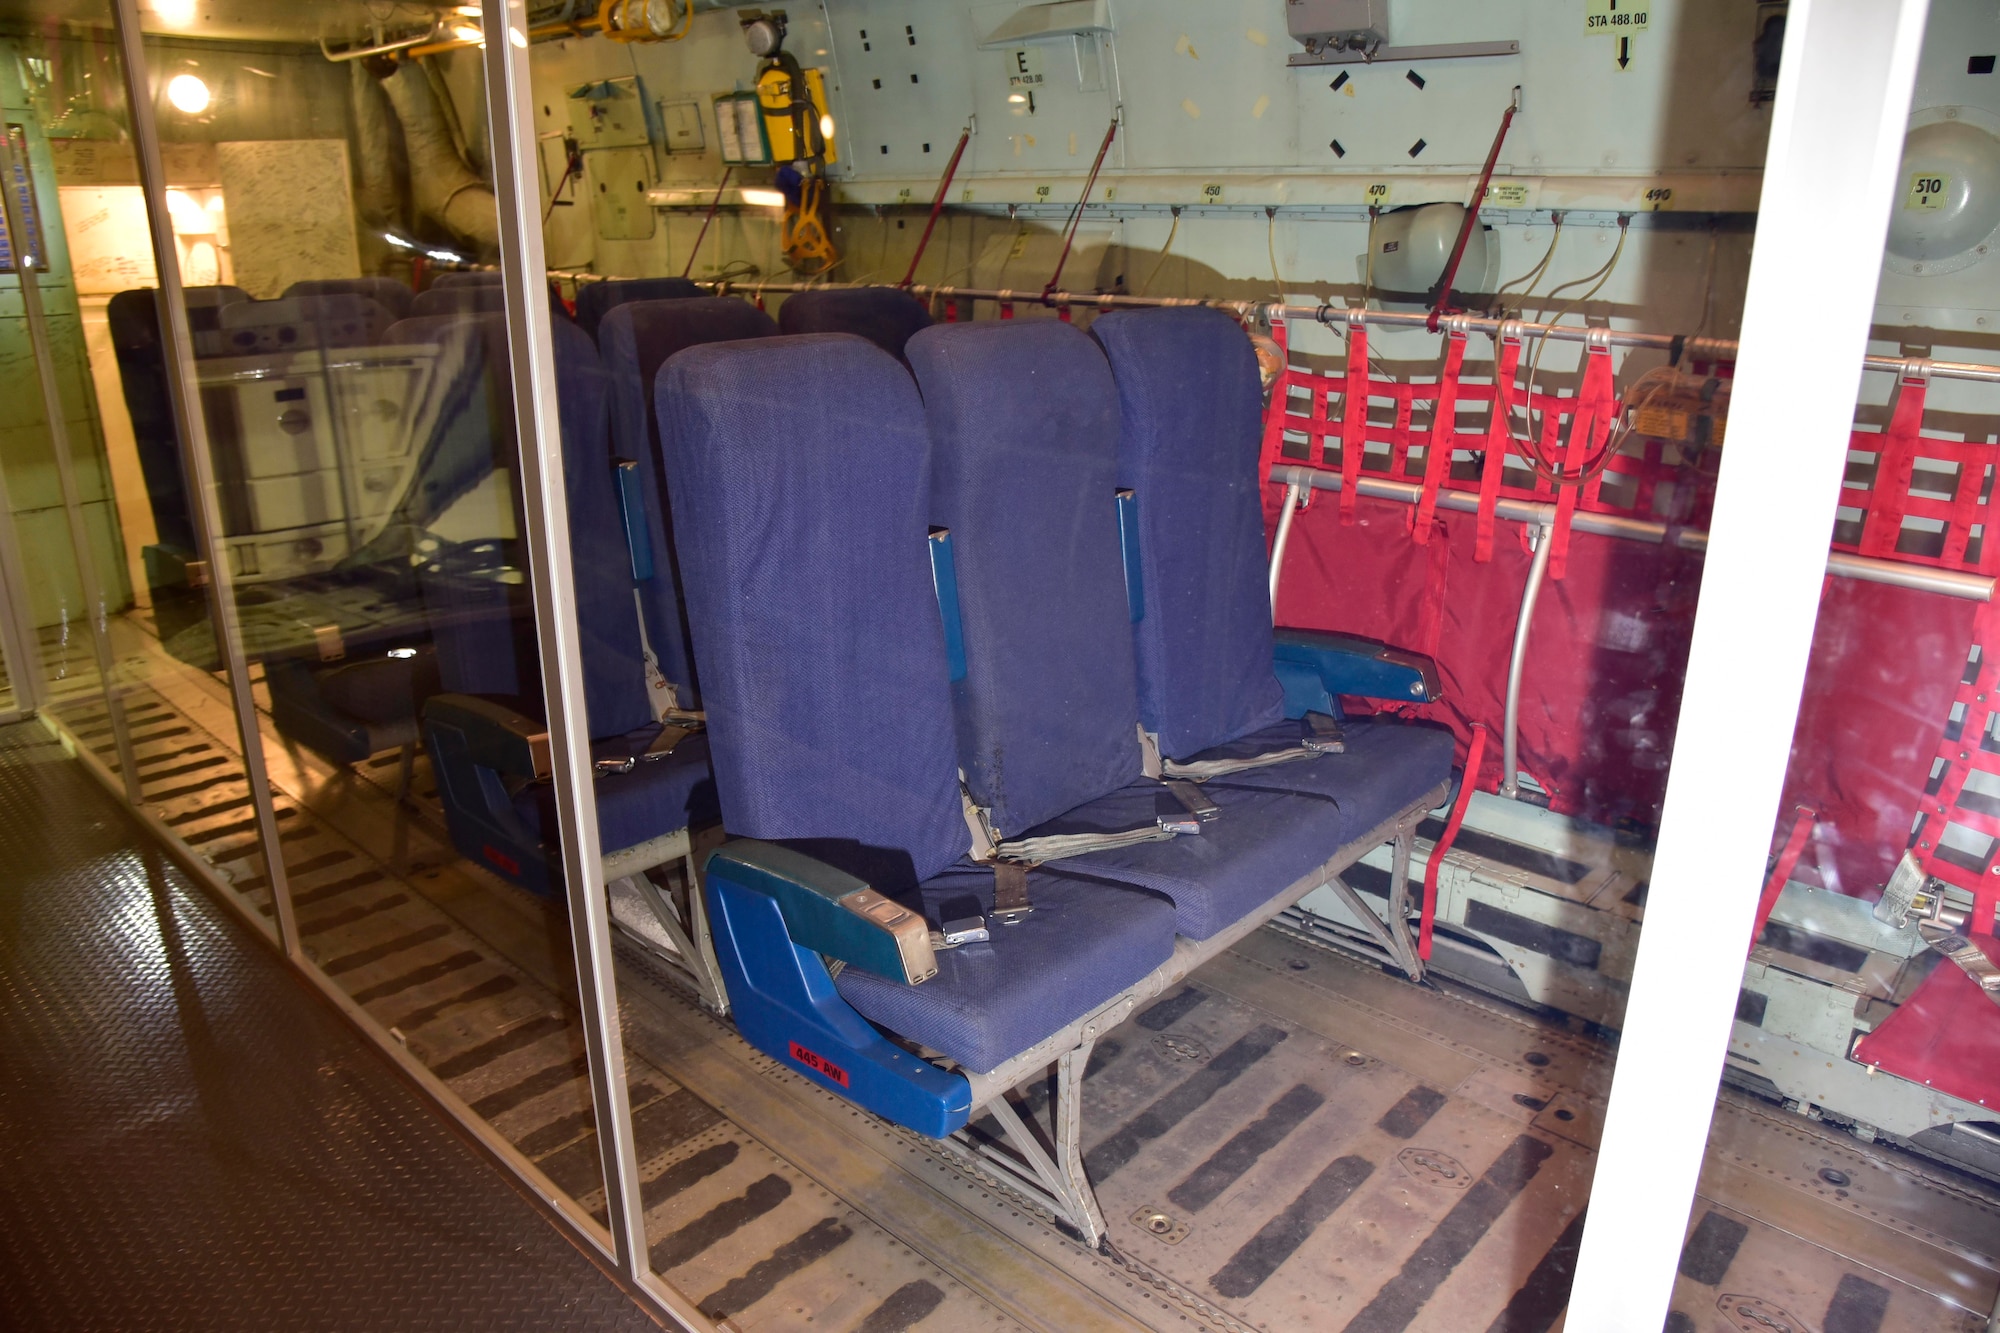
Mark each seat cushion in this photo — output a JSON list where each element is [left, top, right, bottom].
[[1049, 782, 1355, 942], [834, 863, 1177, 1073], [1194, 720, 1456, 844], [575, 276, 699, 341], [512, 734, 718, 854]]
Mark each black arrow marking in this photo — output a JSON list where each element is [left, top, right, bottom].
[[1618, 36, 1631, 69]]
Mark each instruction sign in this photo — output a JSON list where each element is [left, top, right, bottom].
[[1005, 47, 1045, 89], [1484, 182, 1530, 208], [1583, 0, 1650, 35], [1907, 171, 1951, 211]]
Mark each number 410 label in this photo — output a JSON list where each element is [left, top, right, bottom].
[[1584, 0, 1650, 35]]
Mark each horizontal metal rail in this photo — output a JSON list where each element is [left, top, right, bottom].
[[540, 271, 2000, 386], [1268, 463, 1995, 602]]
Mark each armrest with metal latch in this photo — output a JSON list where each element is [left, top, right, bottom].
[[704, 840, 936, 985], [1272, 630, 1441, 719], [423, 694, 552, 782]]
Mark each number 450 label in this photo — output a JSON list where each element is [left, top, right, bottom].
[[1584, 0, 1650, 35]]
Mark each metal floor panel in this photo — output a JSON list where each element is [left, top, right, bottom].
[[0, 722, 662, 1333], [40, 613, 2000, 1332]]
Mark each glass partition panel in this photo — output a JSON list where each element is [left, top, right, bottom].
[[15, 0, 617, 1234], [507, 4, 1853, 1329]]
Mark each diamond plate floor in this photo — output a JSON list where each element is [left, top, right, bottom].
[[0, 722, 664, 1333]]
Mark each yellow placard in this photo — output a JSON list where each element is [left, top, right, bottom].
[[1201, 183, 1225, 203], [1642, 186, 1674, 212], [1584, 0, 1651, 36], [1485, 182, 1530, 208], [1365, 181, 1393, 206]]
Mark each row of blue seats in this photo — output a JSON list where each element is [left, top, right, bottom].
[[425, 291, 1456, 1243]]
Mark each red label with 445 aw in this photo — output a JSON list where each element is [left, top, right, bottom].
[[788, 1040, 850, 1087]]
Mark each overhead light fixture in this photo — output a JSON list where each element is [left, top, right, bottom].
[[819, 113, 835, 139], [452, 23, 484, 44], [166, 73, 210, 114], [1007, 93, 1027, 104], [740, 187, 787, 208], [426, 248, 466, 263], [383, 232, 416, 249], [150, 0, 196, 28], [453, 4, 482, 14]]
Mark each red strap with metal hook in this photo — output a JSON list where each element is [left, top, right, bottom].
[[1547, 343, 1614, 580], [900, 127, 972, 288], [1421, 724, 1487, 960], [1859, 372, 1931, 557], [1475, 333, 1522, 562], [1413, 331, 1467, 544], [1339, 323, 1370, 524]]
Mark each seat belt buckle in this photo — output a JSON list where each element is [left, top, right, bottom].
[[1304, 712, 1346, 754], [1165, 779, 1221, 823], [594, 755, 637, 775], [991, 858, 1034, 925], [1156, 814, 1202, 837], [932, 915, 991, 948]]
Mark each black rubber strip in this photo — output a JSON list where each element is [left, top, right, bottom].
[[290, 870, 390, 910], [298, 893, 409, 937], [640, 1141, 741, 1211], [1210, 1154, 1375, 1297], [519, 1105, 603, 1159], [1464, 900, 1603, 970], [135, 753, 228, 783], [855, 1279, 947, 1333], [1663, 1314, 1695, 1333], [165, 794, 253, 827], [650, 1174, 793, 1271], [1676, 1209, 1748, 1285], [628, 1086, 726, 1159], [1136, 986, 1209, 1031], [1823, 1273, 1891, 1333], [698, 1216, 853, 1319], [1377, 1086, 1448, 1140], [1342, 1134, 1555, 1332], [146, 771, 240, 802], [350, 950, 483, 1005], [1169, 1082, 1325, 1213], [1085, 1024, 1288, 1181], [428, 1013, 568, 1079], [468, 1054, 588, 1120], [388, 973, 518, 1033], [322, 923, 454, 978], [1483, 1207, 1587, 1333]]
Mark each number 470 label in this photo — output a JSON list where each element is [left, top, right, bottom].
[[1584, 0, 1650, 35]]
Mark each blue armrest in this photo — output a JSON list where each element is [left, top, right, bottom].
[[1272, 630, 1440, 719], [423, 694, 551, 781], [705, 841, 971, 1138], [613, 458, 654, 581]]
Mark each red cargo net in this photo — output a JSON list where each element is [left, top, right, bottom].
[[1256, 317, 1708, 582]]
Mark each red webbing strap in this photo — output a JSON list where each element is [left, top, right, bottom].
[[1749, 805, 1817, 956], [1858, 373, 1930, 556], [1940, 440, 1983, 567], [1339, 323, 1369, 524], [1000, 300, 1015, 320], [1057, 302, 1073, 323], [1420, 723, 1487, 960], [1547, 343, 1614, 581], [1475, 334, 1522, 562], [1413, 332, 1467, 545], [1917, 596, 2000, 937]]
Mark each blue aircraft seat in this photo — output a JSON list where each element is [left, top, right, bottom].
[[282, 276, 414, 320], [412, 279, 572, 319], [431, 270, 505, 288], [600, 296, 778, 707], [1085, 306, 1456, 962], [776, 287, 933, 363], [574, 276, 699, 342], [420, 317, 716, 899], [658, 332, 1178, 1127]]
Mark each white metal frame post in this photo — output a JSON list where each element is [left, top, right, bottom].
[[1567, 1, 1930, 1327], [481, 7, 705, 1328]]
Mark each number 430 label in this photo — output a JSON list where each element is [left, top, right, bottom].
[[1907, 172, 1951, 211]]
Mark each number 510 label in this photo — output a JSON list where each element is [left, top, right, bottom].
[[1907, 172, 1951, 212]]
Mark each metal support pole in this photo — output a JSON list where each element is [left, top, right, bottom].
[[482, 7, 684, 1323], [1497, 522, 1550, 801], [1267, 480, 1303, 613], [1567, 2, 1932, 1327], [109, 0, 298, 952], [0, 133, 142, 801]]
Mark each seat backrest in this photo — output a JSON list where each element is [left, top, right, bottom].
[[907, 320, 1141, 837], [216, 294, 394, 354], [412, 284, 506, 317], [1091, 308, 1284, 760], [381, 312, 517, 534], [778, 287, 933, 362], [600, 296, 778, 705], [574, 276, 700, 341], [106, 285, 249, 553], [432, 270, 504, 288], [421, 318, 655, 739], [283, 276, 413, 320], [657, 334, 967, 891]]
